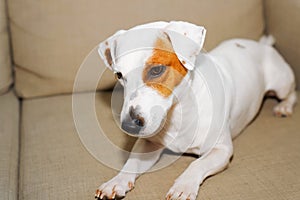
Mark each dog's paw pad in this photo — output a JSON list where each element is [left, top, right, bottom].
[[273, 101, 293, 117], [166, 183, 198, 200]]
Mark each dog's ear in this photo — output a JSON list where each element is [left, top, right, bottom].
[[98, 30, 126, 70], [164, 21, 206, 70]]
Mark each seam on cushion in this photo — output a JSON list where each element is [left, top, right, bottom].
[[17, 99, 23, 199], [0, 84, 13, 95], [4, 0, 15, 93], [3, 92, 20, 200], [5, 1, 22, 196], [8, 104, 13, 200], [4, 0, 18, 197], [16, 98, 22, 200], [15, 65, 47, 80]]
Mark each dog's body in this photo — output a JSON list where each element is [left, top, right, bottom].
[[95, 21, 297, 200]]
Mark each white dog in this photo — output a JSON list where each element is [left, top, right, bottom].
[[95, 21, 297, 200]]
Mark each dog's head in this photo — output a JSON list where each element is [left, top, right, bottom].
[[98, 21, 206, 137]]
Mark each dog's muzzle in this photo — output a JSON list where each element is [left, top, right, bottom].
[[121, 106, 144, 135]]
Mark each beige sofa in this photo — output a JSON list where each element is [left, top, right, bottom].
[[1, 0, 300, 199]]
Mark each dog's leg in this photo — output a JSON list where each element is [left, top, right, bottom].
[[273, 89, 297, 117], [166, 132, 233, 200], [95, 139, 164, 199], [263, 46, 297, 117]]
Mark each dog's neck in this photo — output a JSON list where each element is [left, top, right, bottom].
[[155, 71, 206, 153], [157, 54, 222, 154]]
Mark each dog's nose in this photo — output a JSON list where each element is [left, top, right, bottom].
[[121, 118, 143, 135], [121, 107, 144, 135]]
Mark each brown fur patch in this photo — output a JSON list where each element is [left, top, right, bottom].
[[105, 48, 113, 66], [142, 36, 187, 97]]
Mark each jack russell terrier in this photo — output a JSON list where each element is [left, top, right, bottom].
[[95, 21, 297, 200]]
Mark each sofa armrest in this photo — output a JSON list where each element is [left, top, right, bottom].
[[0, 0, 13, 94]]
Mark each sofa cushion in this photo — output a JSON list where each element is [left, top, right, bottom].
[[20, 91, 300, 199], [0, 0, 13, 94], [19, 92, 135, 199], [265, 0, 300, 89], [0, 91, 19, 200], [8, 0, 264, 98]]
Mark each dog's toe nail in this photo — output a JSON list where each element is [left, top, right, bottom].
[[128, 181, 134, 190], [110, 191, 116, 199], [186, 194, 191, 200], [100, 193, 105, 199], [166, 194, 172, 200], [95, 189, 101, 198]]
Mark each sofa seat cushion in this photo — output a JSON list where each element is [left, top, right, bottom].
[[0, 91, 19, 200], [20, 91, 300, 199]]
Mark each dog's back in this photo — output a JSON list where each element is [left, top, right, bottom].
[[207, 38, 296, 137]]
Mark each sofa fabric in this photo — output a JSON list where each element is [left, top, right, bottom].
[[19, 92, 133, 199], [20, 91, 300, 200], [264, 0, 300, 89], [0, 91, 19, 200], [2, 1, 300, 200], [8, 0, 264, 98], [0, 0, 13, 94]]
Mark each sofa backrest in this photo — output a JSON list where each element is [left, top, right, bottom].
[[0, 0, 13, 94], [8, 0, 265, 98], [265, 0, 300, 89]]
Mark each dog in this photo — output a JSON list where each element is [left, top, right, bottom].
[[95, 21, 297, 200]]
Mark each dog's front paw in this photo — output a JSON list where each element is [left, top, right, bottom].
[[166, 181, 199, 200], [95, 174, 135, 199]]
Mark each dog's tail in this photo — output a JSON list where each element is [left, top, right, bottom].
[[259, 35, 276, 46]]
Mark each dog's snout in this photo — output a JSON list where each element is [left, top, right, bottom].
[[129, 106, 144, 126], [121, 106, 144, 135], [121, 120, 142, 135]]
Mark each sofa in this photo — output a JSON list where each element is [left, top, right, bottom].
[[1, 0, 300, 199]]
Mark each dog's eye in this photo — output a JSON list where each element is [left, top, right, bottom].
[[148, 65, 166, 79], [115, 72, 123, 80]]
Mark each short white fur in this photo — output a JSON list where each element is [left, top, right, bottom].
[[96, 21, 297, 200]]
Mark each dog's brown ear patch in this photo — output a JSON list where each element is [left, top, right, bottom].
[[143, 36, 187, 97], [104, 48, 113, 66]]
